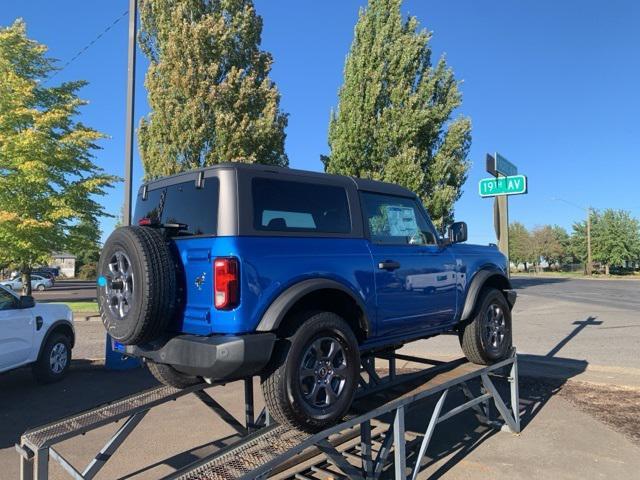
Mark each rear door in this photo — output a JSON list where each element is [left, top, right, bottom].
[[134, 176, 221, 334], [361, 193, 457, 337], [0, 287, 34, 371]]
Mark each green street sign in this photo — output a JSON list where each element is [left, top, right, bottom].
[[486, 153, 518, 177], [479, 175, 528, 197], [496, 153, 517, 176]]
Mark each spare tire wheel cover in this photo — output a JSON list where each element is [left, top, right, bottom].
[[97, 226, 176, 345]]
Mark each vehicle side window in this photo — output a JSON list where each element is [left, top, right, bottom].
[[0, 288, 18, 311], [252, 178, 351, 234], [361, 192, 438, 246]]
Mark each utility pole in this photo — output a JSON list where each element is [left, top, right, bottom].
[[586, 207, 592, 275], [123, 0, 138, 227], [106, 0, 142, 372]]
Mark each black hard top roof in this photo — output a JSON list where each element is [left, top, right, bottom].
[[142, 162, 416, 198]]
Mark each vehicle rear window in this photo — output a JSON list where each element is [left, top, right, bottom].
[[134, 178, 219, 236], [252, 178, 351, 234]]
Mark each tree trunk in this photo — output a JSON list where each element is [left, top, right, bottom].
[[21, 265, 32, 296], [605, 264, 610, 276]]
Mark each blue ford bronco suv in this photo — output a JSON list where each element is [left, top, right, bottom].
[[98, 163, 515, 431]]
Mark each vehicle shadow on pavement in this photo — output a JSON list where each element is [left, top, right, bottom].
[[0, 360, 156, 449], [398, 317, 599, 479]]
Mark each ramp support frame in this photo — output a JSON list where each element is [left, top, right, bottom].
[[17, 349, 520, 480]]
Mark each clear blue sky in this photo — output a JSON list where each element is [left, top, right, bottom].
[[2, 0, 639, 244]]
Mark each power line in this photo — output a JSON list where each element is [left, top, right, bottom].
[[46, 9, 129, 83]]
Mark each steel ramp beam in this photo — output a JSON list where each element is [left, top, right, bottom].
[[21, 383, 209, 452], [18, 349, 520, 480], [18, 378, 260, 480], [82, 411, 148, 479]]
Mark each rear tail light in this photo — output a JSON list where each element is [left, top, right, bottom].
[[214, 257, 239, 310]]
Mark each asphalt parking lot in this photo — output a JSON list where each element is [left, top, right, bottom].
[[405, 276, 640, 384], [1, 276, 639, 479]]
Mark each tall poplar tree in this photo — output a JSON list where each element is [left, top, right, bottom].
[[138, 0, 288, 178], [325, 0, 471, 230], [0, 20, 116, 293]]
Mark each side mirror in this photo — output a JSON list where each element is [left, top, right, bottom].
[[20, 295, 35, 309], [448, 221, 468, 244]]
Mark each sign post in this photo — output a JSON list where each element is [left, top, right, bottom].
[[481, 153, 528, 276], [495, 195, 509, 266]]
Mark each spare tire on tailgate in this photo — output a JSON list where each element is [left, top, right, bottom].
[[97, 226, 176, 345]]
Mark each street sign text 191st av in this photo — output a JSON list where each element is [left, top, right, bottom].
[[478, 175, 527, 197]]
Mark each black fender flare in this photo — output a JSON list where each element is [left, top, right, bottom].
[[255, 278, 371, 336], [459, 270, 513, 322], [37, 320, 75, 360]]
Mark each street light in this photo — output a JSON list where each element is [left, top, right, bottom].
[[551, 197, 592, 275]]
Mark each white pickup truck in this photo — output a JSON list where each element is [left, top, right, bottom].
[[0, 285, 74, 382]]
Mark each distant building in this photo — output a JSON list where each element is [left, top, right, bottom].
[[51, 252, 76, 278]]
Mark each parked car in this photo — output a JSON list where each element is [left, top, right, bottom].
[[32, 270, 56, 285], [0, 274, 53, 291], [0, 285, 74, 382], [98, 163, 515, 431], [35, 266, 60, 278]]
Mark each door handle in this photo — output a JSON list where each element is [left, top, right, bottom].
[[378, 260, 401, 271]]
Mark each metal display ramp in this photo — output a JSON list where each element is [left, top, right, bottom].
[[17, 349, 520, 480]]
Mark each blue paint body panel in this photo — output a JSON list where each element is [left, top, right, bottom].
[[171, 235, 509, 348]]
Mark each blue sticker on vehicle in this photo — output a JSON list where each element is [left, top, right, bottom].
[[97, 276, 107, 287]]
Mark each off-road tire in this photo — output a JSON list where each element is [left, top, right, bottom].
[[98, 226, 177, 345], [147, 361, 201, 389], [32, 333, 72, 383], [459, 287, 512, 365], [261, 312, 360, 432]]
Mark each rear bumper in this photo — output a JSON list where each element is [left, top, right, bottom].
[[124, 332, 276, 380]]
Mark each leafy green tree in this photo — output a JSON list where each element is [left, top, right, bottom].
[[138, 0, 288, 179], [552, 225, 571, 257], [324, 0, 471, 230], [570, 210, 640, 274], [531, 225, 567, 269], [569, 214, 594, 265], [0, 20, 117, 294], [508, 222, 533, 270], [548, 225, 570, 266], [591, 209, 640, 275], [67, 217, 101, 273]]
